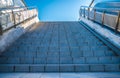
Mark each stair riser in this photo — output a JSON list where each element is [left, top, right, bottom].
[[0, 64, 120, 72]]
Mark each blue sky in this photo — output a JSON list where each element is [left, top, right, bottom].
[[24, 0, 120, 21], [24, 0, 92, 21]]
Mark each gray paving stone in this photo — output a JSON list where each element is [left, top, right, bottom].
[[105, 64, 120, 72], [20, 58, 33, 64], [47, 58, 59, 64], [36, 52, 47, 58], [75, 64, 90, 72], [0, 57, 8, 64], [83, 51, 94, 57], [93, 51, 105, 56], [20, 73, 41, 78], [15, 65, 29, 72], [60, 47, 69, 53], [47, 53, 59, 57], [60, 58, 73, 64], [69, 43, 78, 47], [27, 46, 38, 53], [37, 47, 49, 53], [73, 57, 85, 64], [25, 52, 36, 57], [72, 52, 83, 57], [7, 57, 20, 64], [0, 65, 14, 72], [60, 52, 71, 57], [90, 65, 104, 72], [105, 51, 115, 56], [99, 57, 112, 64], [48, 47, 59, 52], [70, 47, 80, 52], [112, 57, 120, 64], [34, 58, 46, 64], [60, 64, 74, 72], [30, 65, 44, 72], [2, 51, 15, 57], [41, 73, 59, 78], [45, 64, 59, 72], [86, 57, 99, 64]]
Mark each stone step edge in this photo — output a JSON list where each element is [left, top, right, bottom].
[[0, 64, 120, 72], [1, 56, 120, 58]]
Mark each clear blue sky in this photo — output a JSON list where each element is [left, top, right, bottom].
[[24, 0, 92, 21], [24, 0, 120, 21]]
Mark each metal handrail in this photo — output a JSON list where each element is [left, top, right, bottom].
[[0, 6, 37, 10], [0, 6, 38, 14], [80, 6, 120, 33], [0, 6, 38, 35], [80, 6, 120, 11]]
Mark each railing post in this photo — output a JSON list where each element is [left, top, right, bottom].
[[6, 14, 8, 28], [0, 20, 3, 35], [22, 12, 25, 24], [93, 9, 96, 21], [79, 7, 82, 17], [12, 10, 16, 28], [115, 11, 120, 32], [84, 8, 85, 18], [102, 11, 105, 25], [18, 13, 21, 23], [88, 8, 90, 20], [81, 7, 83, 17]]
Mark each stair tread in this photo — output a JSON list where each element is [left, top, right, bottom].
[[0, 22, 119, 72]]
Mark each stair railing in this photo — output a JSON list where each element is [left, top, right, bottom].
[[80, 6, 120, 33], [0, 6, 38, 35]]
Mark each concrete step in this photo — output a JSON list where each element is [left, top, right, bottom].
[[0, 64, 120, 72], [1, 49, 116, 57], [0, 56, 120, 64], [0, 22, 120, 72]]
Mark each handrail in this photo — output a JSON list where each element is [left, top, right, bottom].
[[80, 6, 120, 11], [0, 6, 38, 35], [0, 6, 37, 11], [89, 0, 95, 7], [80, 6, 120, 33]]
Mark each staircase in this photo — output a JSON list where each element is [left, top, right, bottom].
[[0, 22, 120, 72]]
